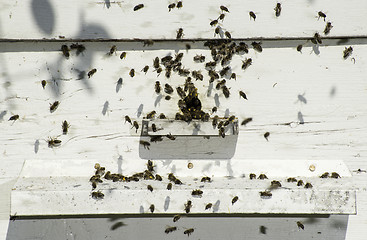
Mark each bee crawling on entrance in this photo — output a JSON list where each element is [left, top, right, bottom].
[[264, 132, 270, 141], [304, 182, 313, 189], [125, 115, 132, 125], [62, 120, 70, 135], [311, 33, 322, 44], [168, 3, 176, 11], [120, 52, 127, 59], [70, 43, 86, 55], [274, 3, 281, 17], [258, 174, 268, 180], [270, 180, 281, 188], [146, 111, 156, 119], [232, 196, 239, 205], [132, 121, 139, 133], [88, 68, 97, 78], [249, 173, 256, 179], [167, 183, 173, 190], [176, 28, 184, 39], [192, 189, 203, 197], [324, 22, 333, 35], [149, 204, 155, 213], [318, 11, 326, 21], [147, 185, 153, 192], [343, 46, 353, 59], [91, 190, 104, 199], [239, 91, 248, 100], [166, 133, 176, 140], [184, 200, 192, 213], [205, 203, 212, 210], [249, 11, 256, 21], [260, 190, 272, 198], [220, 5, 229, 13], [241, 118, 253, 126], [287, 177, 297, 182], [133, 4, 144, 11], [155, 81, 161, 94], [142, 65, 149, 74], [201, 176, 211, 182], [50, 101, 60, 113], [108, 45, 117, 55], [331, 172, 341, 178], [8, 115, 19, 121], [242, 58, 252, 70], [297, 44, 303, 53], [251, 42, 262, 52], [41, 80, 47, 89], [47, 137, 62, 148], [129, 69, 135, 77]]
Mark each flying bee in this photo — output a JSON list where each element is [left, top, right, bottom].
[[271, 180, 282, 188], [241, 118, 252, 126], [142, 65, 149, 74], [193, 55, 205, 62], [304, 182, 313, 188], [249, 11, 256, 21], [133, 4, 144, 11], [218, 13, 225, 21], [154, 81, 161, 94], [133, 121, 139, 133], [239, 91, 248, 100], [70, 43, 86, 55], [201, 176, 211, 182], [146, 111, 156, 119], [232, 196, 239, 205], [249, 173, 256, 179], [61, 45, 70, 58], [219, 127, 225, 138], [192, 189, 203, 197], [120, 52, 126, 59], [185, 200, 192, 213], [222, 86, 230, 98], [287, 177, 297, 182], [91, 190, 104, 199], [62, 120, 70, 134], [264, 132, 270, 141], [125, 115, 132, 124], [41, 80, 47, 89], [129, 69, 135, 77], [168, 3, 176, 11], [147, 185, 153, 192], [108, 45, 116, 55], [184, 228, 194, 236], [177, 1, 182, 8], [48, 137, 61, 148], [311, 33, 322, 44], [331, 172, 341, 178], [230, 73, 236, 80], [275, 3, 281, 17], [140, 140, 150, 150], [173, 214, 181, 222], [297, 44, 303, 52], [242, 58, 252, 70], [318, 11, 326, 21], [165, 226, 177, 234], [176, 28, 183, 39], [297, 180, 304, 186], [343, 46, 353, 59], [260, 191, 272, 198], [220, 5, 229, 12], [149, 204, 155, 213], [225, 31, 231, 39], [8, 115, 19, 121], [167, 183, 172, 190], [166, 133, 176, 140], [210, 19, 218, 26], [88, 68, 97, 78], [297, 221, 305, 230], [50, 101, 59, 113], [258, 174, 268, 180], [251, 42, 263, 52], [324, 22, 333, 35]]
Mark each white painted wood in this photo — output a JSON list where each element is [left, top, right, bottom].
[[0, 0, 366, 39]]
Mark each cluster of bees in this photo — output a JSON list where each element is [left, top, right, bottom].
[[89, 160, 339, 233]]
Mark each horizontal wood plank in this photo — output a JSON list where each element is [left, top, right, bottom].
[[0, 0, 366, 40]]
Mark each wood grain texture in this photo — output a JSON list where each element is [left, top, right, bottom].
[[0, 0, 366, 39]]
